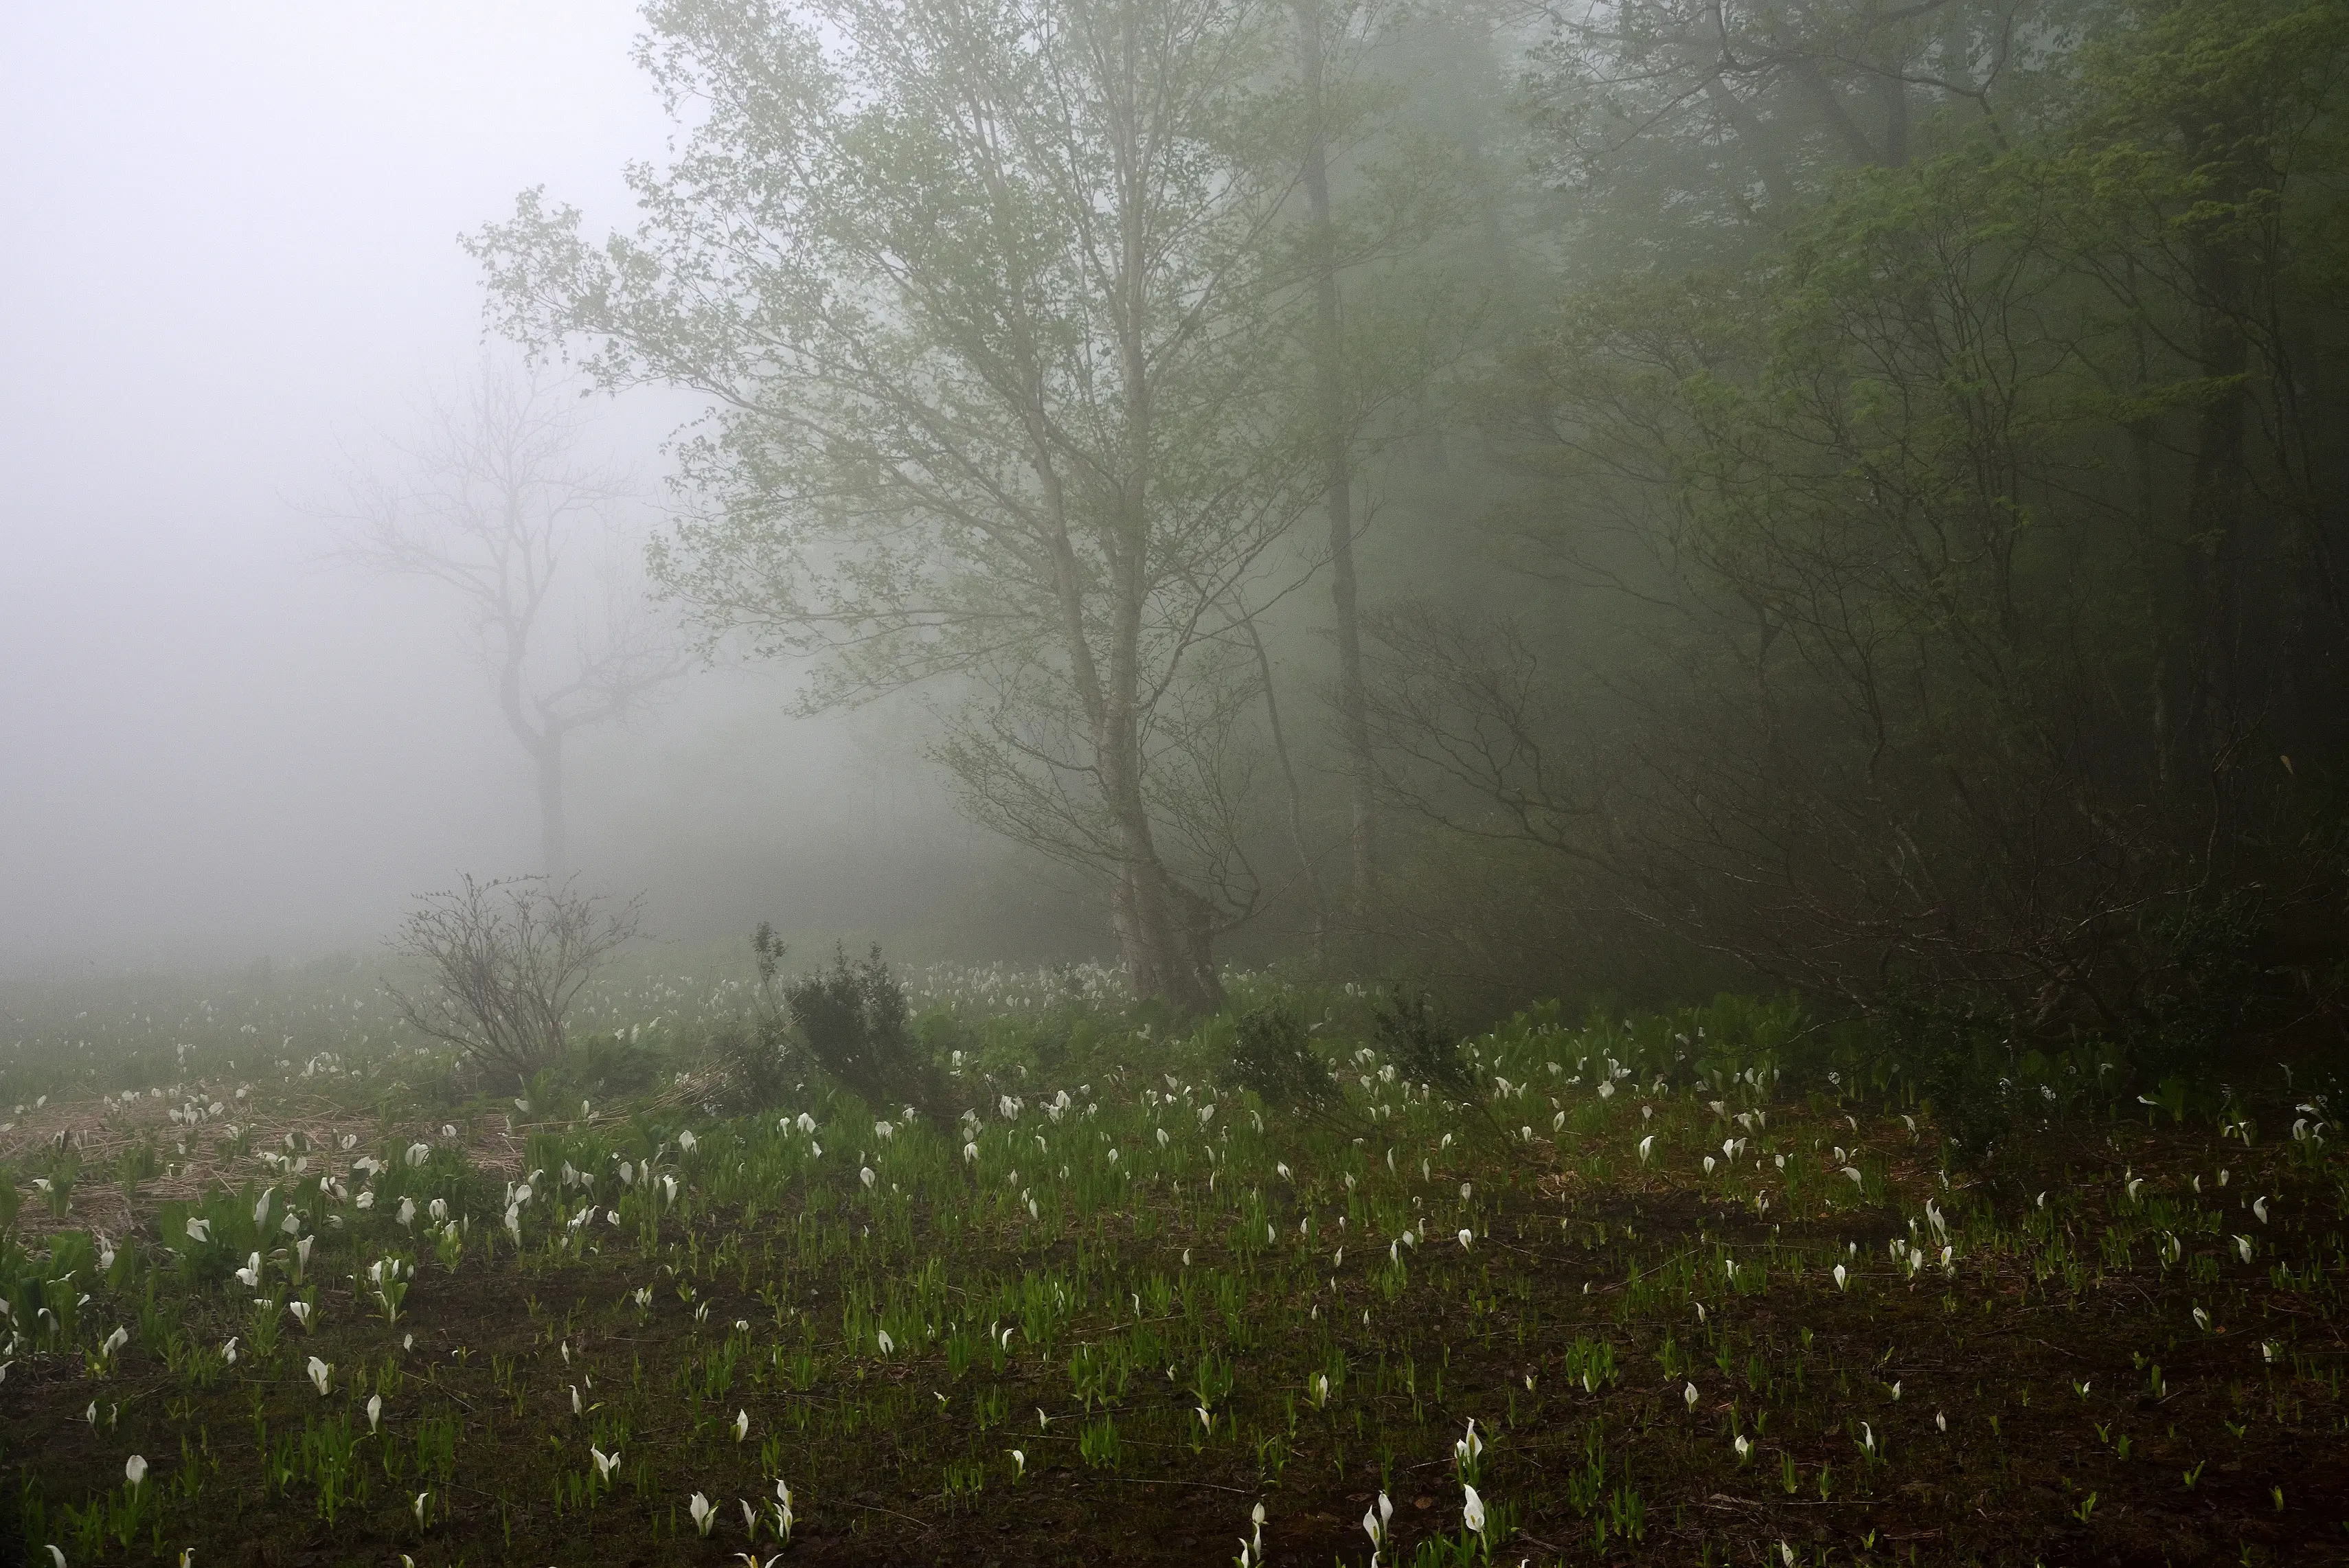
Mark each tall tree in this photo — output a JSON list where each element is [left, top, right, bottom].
[[1293, 0, 1378, 929], [334, 367, 688, 876], [1370, 0, 2349, 1027], [470, 0, 1329, 1011]]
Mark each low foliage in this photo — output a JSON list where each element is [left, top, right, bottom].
[[1219, 1005, 1338, 1119], [780, 944, 948, 1122], [385, 876, 641, 1084], [0, 973, 2343, 1566]]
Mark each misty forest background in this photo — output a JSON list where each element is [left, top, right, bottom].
[[10, 0, 2349, 1071]]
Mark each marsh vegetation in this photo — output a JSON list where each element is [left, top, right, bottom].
[[7, 0, 2349, 1563], [0, 960, 2341, 1565]]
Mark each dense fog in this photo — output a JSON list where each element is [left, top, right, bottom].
[[5, 9, 2344, 1557], [5, 0, 2344, 1035], [0, 5, 1084, 975]]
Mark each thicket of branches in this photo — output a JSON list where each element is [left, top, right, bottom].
[[387, 877, 642, 1082]]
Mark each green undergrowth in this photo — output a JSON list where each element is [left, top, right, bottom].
[[0, 984, 2344, 1566]]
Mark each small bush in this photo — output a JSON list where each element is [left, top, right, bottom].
[[385, 876, 640, 1084], [1903, 1019, 2015, 1161], [717, 922, 799, 1111], [1219, 1006, 1335, 1117], [1371, 985, 1471, 1096], [783, 944, 947, 1120]]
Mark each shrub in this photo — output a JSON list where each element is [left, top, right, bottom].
[[718, 922, 799, 1111], [1218, 1006, 1336, 1117], [1371, 985, 1471, 1096], [385, 876, 641, 1084], [783, 944, 947, 1120]]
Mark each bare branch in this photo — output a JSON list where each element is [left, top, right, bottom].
[[384, 876, 642, 1083]]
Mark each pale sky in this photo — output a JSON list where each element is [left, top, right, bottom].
[[0, 5, 1012, 973]]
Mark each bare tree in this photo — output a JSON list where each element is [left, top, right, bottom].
[[386, 875, 642, 1083], [332, 366, 689, 875]]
